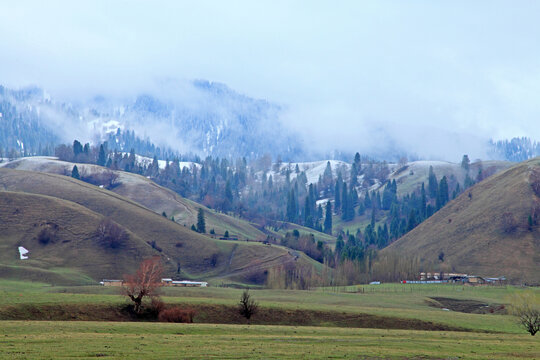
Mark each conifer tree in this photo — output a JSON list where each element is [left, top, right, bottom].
[[461, 155, 470, 172], [197, 208, 206, 233], [364, 191, 372, 209], [324, 201, 333, 235], [428, 166, 438, 198], [71, 165, 80, 180], [437, 176, 449, 209], [334, 179, 341, 212], [286, 189, 297, 223], [421, 182, 427, 218], [73, 140, 83, 158], [97, 144, 107, 166], [341, 182, 348, 216]]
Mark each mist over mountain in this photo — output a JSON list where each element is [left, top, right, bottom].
[[1, 81, 539, 163], [0, 81, 304, 160]]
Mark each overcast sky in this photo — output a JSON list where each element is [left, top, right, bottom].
[[1, 1, 539, 160]]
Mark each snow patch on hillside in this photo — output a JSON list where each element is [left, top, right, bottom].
[[264, 160, 351, 185], [133, 154, 201, 170], [18, 246, 29, 260]]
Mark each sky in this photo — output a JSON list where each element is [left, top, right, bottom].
[[1, 0, 539, 160]]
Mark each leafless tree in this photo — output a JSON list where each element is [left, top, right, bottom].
[[123, 257, 164, 314], [96, 218, 129, 249], [238, 290, 258, 321], [531, 168, 540, 197], [501, 212, 519, 233], [510, 291, 540, 336]]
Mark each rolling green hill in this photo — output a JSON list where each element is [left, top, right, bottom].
[[1, 157, 267, 241], [384, 158, 540, 284], [389, 160, 511, 197], [0, 168, 318, 285], [1, 157, 337, 245]]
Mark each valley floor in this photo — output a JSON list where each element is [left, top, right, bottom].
[[1, 321, 538, 360], [0, 281, 538, 359]]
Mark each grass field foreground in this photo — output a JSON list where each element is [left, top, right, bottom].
[[0, 321, 538, 359]]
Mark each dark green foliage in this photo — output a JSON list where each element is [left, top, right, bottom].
[[71, 165, 80, 180], [364, 191, 372, 209], [97, 144, 107, 166], [197, 208, 206, 233], [324, 201, 332, 234], [428, 166, 438, 199], [286, 189, 297, 223], [238, 290, 258, 320], [461, 155, 470, 171], [224, 230, 229, 238], [37, 227, 57, 245], [437, 176, 449, 209], [334, 180, 341, 213], [73, 140, 83, 157]]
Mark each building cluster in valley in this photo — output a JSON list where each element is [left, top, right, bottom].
[[100, 278, 208, 287], [401, 272, 507, 285]]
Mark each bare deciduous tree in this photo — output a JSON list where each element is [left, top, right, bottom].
[[501, 212, 518, 233], [510, 291, 540, 336], [238, 290, 258, 321], [96, 218, 129, 249], [123, 257, 164, 314], [531, 168, 540, 197]]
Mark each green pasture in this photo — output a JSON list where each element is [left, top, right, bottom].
[[1, 280, 537, 333], [0, 321, 537, 359]]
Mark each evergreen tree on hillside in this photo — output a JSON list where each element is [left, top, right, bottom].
[[71, 165, 80, 180], [428, 166, 438, 198], [437, 176, 449, 209], [225, 180, 233, 209], [341, 182, 348, 216], [324, 201, 333, 235], [421, 182, 427, 218], [73, 140, 83, 157], [286, 189, 297, 223], [334, 180, 341, 213], [197, 208, 206, 233], [364, 191, 372, 209], [461, 155, 470, 172], [97, 144, 107, 166], [407, 209, 418, 231]]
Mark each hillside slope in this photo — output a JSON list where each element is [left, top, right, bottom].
[[2, 157, 337, 244], [389, 160, 511, 197], [0, 168, 311, 284], [384, 158, 540, 284], [1, 157, 267, 240]]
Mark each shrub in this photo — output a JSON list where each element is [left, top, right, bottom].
[[149, 298, 166, 316], [509, 291, 540, 336], [96, 218, 129, 249], [501, 212, 518, 233], [37, 227, 57, 245], [531, 169, 540, 197], [238, 290, 258, 321], [158, 307, 195, 323]]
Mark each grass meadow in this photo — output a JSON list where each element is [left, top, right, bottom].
[[1, 281, 539, 358]]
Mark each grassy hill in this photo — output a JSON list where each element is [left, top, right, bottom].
[[326, 159, 512, 236], [1, 157, 337, 245], [389, 160, 511, 197], [383, 157, 540, 284], [1, 157, 267, 241], [0, 168, 317, 285]]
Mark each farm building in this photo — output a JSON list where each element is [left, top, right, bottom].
[[407, 272, 506, 285], [101, 279, 123, 286], [161, 278, 208, 287]]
